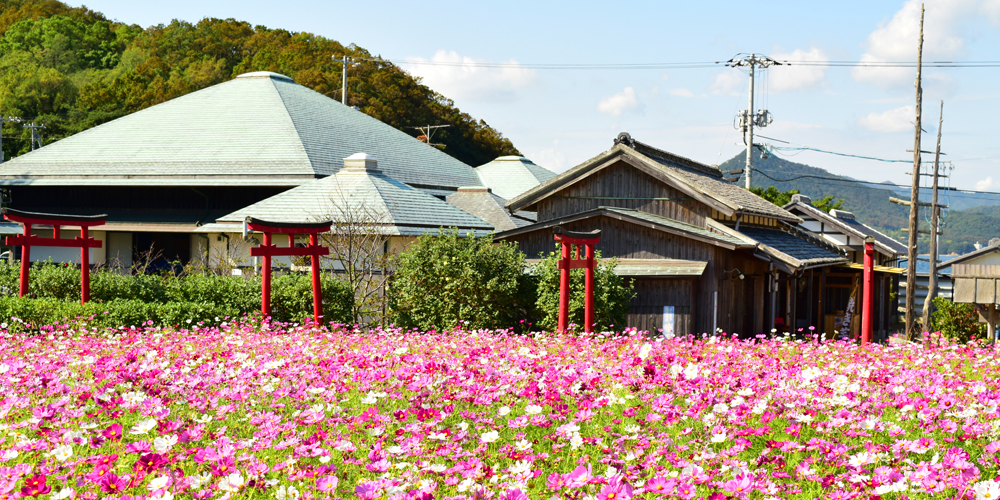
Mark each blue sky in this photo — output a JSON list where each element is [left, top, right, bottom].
[[75, 0, 1000, 194]]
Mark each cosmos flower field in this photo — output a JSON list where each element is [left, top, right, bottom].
[[2, 322, 1000, 500]]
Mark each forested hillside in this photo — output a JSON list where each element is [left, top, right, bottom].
[[719, 150, 1000, 255], [0, 0, 519, 166]]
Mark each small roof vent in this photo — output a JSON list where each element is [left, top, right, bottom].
[[344, 152, 379, 172], [235, 71, 295, 82], [790, 193, 811, 205], [830, 209, 855, 220]]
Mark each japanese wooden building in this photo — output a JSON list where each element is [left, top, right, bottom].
[[498, 133, 850, 336], [949, 239, 1000, 340]]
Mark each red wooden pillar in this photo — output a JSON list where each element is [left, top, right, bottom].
[[553, 227, 601, 333], [584, 242, 595, 332], [558, 238, 571, 333], [247, 218, 331, 324], [310, 233, 323, 323], [3, 209, 106, 303], [261, 231, 272, 318], [18, 222, 30, 297], [861, 236, 875, 345]]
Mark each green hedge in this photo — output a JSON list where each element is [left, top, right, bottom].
[[0, 262, 354, 328]]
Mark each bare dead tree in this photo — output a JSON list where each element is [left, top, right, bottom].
[[315, 184, 399, 327]]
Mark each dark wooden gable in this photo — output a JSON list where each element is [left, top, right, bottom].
[[535, 158, 711, 227]]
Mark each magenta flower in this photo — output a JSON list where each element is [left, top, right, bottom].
[[19, 475, 50, 498], [503, 488, 528, 500], [355, 482, 380, 499], [99, 473, 128, 494], [101, 423, 123, 441]]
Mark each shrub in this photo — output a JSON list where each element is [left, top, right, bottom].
[[531, 248, 634, 332], [390, 229, 530, 330], [0, 262, 354, 327], [930, 296, 987, 343]]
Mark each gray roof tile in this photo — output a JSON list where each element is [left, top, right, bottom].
[[0, 72, 481, 190], [446, 187, 530, 231], [475, 156, 556, 200], [736, 225, 847, 269], [216, 166, 493, 235]]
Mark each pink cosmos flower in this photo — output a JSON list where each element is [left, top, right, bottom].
[[598, 478, 633, 500], [316, 475, 338, 492], [355, 482, 380, 499], [503, 488, 529, 500], [645, 476, 673, 495], [563, 465, 593, 488], [101, 423, 123, 441]]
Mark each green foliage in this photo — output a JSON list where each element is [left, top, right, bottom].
[[0, 262, 353, 326], [0, 1, 518, 166], [389, 229, 530, 330], [930, 297, 987, 343], [749, 185, 844, 212], [532, 248, 635, 332]]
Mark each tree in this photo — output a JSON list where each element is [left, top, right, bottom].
[[930, 297, 987, 343], [531, 248, 634, 332], [0, 3, 519, 164], [750, 186, 844, 212], [317, 189, 397, 327], [389, 229, 530, 330]]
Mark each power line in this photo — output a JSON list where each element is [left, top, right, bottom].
[[352, 54, 1000, 70], [749, 167, 1000, 198]]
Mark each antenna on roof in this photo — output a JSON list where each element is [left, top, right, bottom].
[[0, 116, 23, 162], [23, 122, 45, 151], [407, 124, 451, 149]]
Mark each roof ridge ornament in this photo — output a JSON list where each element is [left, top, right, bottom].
[[614, 132, 634, 147]]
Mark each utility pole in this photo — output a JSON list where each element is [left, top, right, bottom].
[[23, 122, 45, 151], [332, 55, 356, 105], [0, 116, 22, 162], [920, 100, 944, 334], [406, 124, 451, 148], [727, 54, 780, 189], [905, 4, 924, 341]]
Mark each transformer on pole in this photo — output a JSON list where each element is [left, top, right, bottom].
[[727, 54, 779, 189]]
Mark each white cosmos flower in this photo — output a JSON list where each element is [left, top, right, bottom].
[[275, 485, 300, 500], [570, 433, 584, 449], [508, 460, 532, 475], [51, 488, 74, 500], [498, 406, 511, 416], [524, 405, 542, 415], [147, 476, 169, 491], [638, 342, 652, 360], [427, 464, 447, 473], [188, 473, 211, 489], [218, 472, 245, 492], [51, 444, 73, 462], [974, 480, 1000, 500], [480, 430, 500, 444], [129, 418, 157, 435], [153, 434, 178, 453], [514, 439, 532, 451]]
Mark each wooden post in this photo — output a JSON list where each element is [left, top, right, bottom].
[[310, 233, 323, 324], [18, 223, 29, 297], [261, 231, 272, 318], [861, 237, 875, 345], [905, 5, 925, 340]]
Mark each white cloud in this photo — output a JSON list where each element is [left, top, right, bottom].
[[402, 50, 536, 102], [768, 48, 829, 91], [853, 0, 979, 87], [668, 88, 695, 98], [976, 176, 999, 190], [709, 70, 744, 95], [527, 142, 569, 173], [984, 0, 1000, 24], [597, 87, 643, 116], [858, 106, 915, 132]]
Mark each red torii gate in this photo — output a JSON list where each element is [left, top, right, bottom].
[[2, 208, 106, 303], [246, 218, 331, 324], [553, 226, 601, 333]]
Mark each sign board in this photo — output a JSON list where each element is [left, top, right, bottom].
[[662, 306, 675, 337]]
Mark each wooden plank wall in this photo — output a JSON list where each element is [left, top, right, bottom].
[[702, 246, 770, 336], [506, 216, 717, 261], [628, 278, 695, 334], [953, 264, 1000, 278], [535, 161, 710, 226]]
